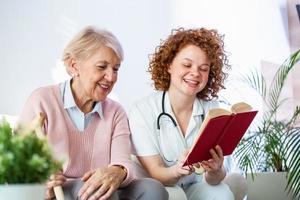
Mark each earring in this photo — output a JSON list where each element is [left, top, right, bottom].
[[72, 73, 79, 78]]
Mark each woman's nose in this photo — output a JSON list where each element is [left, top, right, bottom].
[[104, 68, 115, 82], [190, 66, 200, 77]]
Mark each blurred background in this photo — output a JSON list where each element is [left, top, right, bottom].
[[0, 0, 299, 116]]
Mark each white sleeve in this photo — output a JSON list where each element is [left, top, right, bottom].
[[128, 103, 160, 156]]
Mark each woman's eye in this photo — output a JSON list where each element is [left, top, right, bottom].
[[97, 65, 107, 69], [113, 68, 119, 73], [200, 65, 210, 72], [183, 63, 191, 68]]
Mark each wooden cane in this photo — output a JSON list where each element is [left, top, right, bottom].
[[29, 113, 65, 200]]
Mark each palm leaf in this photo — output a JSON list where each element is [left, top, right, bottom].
[[268, 50, 300, 112], [238, 68, 267, 100]]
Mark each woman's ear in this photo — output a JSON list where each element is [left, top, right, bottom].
[[68, 57, 79, 77]]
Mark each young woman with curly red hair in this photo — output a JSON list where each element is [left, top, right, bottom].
[[129, 28, 244, 200]]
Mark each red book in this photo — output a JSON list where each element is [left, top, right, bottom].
[[182, 102, 258, 166]]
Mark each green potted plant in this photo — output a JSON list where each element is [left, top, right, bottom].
[[234, 49, 300, 199], [0, 118, 61, 200]]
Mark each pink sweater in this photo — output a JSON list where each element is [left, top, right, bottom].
[[18, 85, 135, 186]]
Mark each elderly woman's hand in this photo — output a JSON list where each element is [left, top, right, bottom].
[[45, 172, 67, 200], [78, 165, 127, 200]]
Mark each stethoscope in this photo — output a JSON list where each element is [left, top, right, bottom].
[[156, 91, 205, 165], [156, 91, 177, 130]]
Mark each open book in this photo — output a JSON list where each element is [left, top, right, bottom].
[[182, 102, 257, 166]]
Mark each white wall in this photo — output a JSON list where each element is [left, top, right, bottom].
[[0, 0, 172, 115], [169, 0, 290, 107], [0, 0, 291, 115]]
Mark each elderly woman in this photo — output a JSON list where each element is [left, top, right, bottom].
[[129, 28, 246, 200], [17, 26, 168, 200]]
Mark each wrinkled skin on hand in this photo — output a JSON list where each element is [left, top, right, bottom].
[[78, 166, 126, 200]]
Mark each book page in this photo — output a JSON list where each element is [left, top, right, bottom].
[[194, 102, 252, 140], [231, 102, 252, 113]]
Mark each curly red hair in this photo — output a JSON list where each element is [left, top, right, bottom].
[[148, 27, 230, 100]]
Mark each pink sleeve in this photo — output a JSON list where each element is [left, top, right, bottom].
[[110, 106, 136, 187]]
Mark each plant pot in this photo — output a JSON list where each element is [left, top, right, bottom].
[[0, 184, 45, 200], [246, 172, 293, 200]]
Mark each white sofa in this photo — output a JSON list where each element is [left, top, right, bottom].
[[0, 114, 17, 127], [132, 156, 247, 200]]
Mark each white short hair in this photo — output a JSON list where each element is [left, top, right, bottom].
[[62, 26, 123, 72]]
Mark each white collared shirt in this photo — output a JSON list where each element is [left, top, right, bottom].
[[59, 79, 103, 132], [129, 91, 237, 186]]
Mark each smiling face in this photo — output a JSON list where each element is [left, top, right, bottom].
[[167, 44, 210, 97], [71, 46, 121, 104]]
